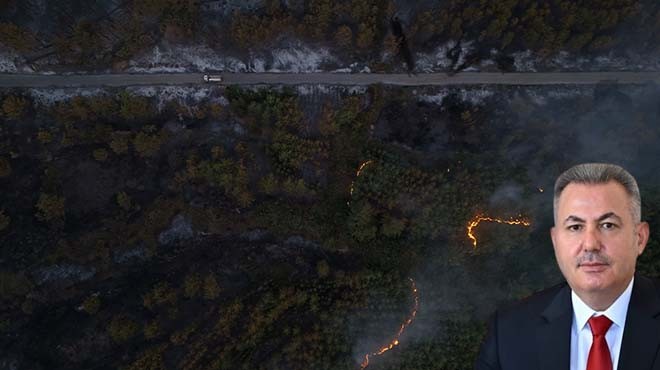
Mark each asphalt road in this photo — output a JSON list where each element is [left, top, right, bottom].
[[0, 71, 659, 88]]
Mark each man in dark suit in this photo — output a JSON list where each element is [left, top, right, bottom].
[[475, 163, 658, 370]]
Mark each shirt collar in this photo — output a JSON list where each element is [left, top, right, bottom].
[[571, 277, 634, 330]]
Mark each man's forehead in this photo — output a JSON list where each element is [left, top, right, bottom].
[[556, 181, 632, 218], [559, 181, 629, 201]]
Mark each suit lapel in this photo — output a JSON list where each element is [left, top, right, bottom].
[[537, 284, 573, 370], [617, 276, 660, 370]]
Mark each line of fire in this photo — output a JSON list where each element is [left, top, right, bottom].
[[360, 277, 419, 369], [467, 215, 532, 248], [348, 160, 374, 205]]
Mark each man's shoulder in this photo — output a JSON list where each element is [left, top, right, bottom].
[[497, 281, 569, 321], [635, 274, 660, 296], [496, 275, 660, 320], [637, 274, 660, 285]]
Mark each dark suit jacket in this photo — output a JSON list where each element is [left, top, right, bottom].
[[475, 275, 660, 370]]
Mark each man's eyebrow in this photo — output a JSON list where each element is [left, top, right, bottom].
[[563, 215, 585, 224], [597, 212, 622, 223], [563, 212, 622, 224]]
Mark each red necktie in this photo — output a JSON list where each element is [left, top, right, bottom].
[[587, 315, 613, 370]]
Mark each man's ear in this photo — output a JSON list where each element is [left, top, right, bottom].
[[636, 221, 650, 256]]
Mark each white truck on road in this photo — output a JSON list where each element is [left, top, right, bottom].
[[203, 74, 223, 82]]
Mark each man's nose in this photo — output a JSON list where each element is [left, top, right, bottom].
[[582, 226, 602, 251]]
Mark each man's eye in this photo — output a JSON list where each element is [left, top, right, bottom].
[[567, 225, 582, 231], [601, 222, 617, 229]]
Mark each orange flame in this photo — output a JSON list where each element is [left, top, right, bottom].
[[356, 160, 373, 178], [467, 215, 531, 248], [360, 277, 419, 369], [348, 160, 374, 205]]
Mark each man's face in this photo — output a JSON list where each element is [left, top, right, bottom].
[[551, 181, 649, 303]]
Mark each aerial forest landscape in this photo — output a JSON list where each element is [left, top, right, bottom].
[[1, 0, 660, 369]]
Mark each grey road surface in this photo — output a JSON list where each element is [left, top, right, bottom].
[[0, 72, 659, 88]]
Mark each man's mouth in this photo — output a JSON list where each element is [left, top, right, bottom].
[[578, 262, 609, 271]]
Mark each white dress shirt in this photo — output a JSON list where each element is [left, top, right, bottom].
[[570, 277, 634, 370]]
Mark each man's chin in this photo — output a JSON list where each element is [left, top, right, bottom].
[[574, 275, 613, 293]]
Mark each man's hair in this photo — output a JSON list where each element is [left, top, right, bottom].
[[553, 163, 641, 223]]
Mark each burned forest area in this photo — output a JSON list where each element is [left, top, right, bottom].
[[1, 1, 660, 370]]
